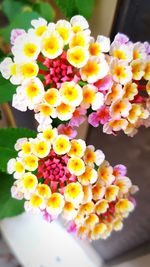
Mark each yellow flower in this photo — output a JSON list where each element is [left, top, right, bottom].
[[68, 139, 86, 158], [22, 172, 38, 191], [64, 182, 83, 205], [84, 146, 96, 165], [53, 134, 71, 155], [82, 185, 92, 203], [33, 139, 50, 158], [92, 182, 105, 201], [106, 83, 123, 105], [30, 193, 44, 208], [59, 81, 83, 107], [127, 104, 142, 124], [80, 56, 109, 83], [21, 141, 32, 155], [79, 201, 95, 216], [78, 166, 98, 185], [144, 59, 150, 80], [24, 155, 38, 171], [19, 62, 39, 79], [131, 59, 145, 80], [90, 223, 107, 240], [47, 193, 64, 215], [39, 127, 58, 143], [62, 202, 77, 220], [83, 145, 104, 167], [98, 161, 115, 185], [44, 88, 61, 107], [123, 82, 138, 101], [77, 226, 89, 239], [56, 20, 72, 44], [115, 199, 134, 213], [95, 199, 109, 214], [35, 25, 47, 37], [39, 103, 55, 117], [56, 102, 75, 121], [67, 46, 89, 68], [67, 157, 85, 176], [36, 184, 51, 198], [115, 177, 132, 194], [14, 161, 24, 174], [114, 219, 123, 231], [106, 118, 128, 132], [7, 158, 25, 179], [89, 42, 101, 57], [84, 214, 99, 229], [69, 32, 89, 48], [24, 78, 44, 105], [110, 98, 132, 119], [42, 31, 63, 59], [105, 185, 119, 202], [111, 59, 132, 85]]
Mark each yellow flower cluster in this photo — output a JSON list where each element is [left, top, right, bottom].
[[7, 127, 138, 240]]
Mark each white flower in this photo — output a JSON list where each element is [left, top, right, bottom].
[[12, 32, 41, 62], [7, 158, 25, 179], [24, 78, 45, 109], [80, 56, 109, 83], [70, 15, 89, 31], [56, 20, 72, 44], [95, 149, 105, 166], [12, 87, 28, 112], [59, 81, 83, 107], [110, 59, 132, 85], [0, 57, 22, 85], [41, 30, 64, 59], [35, 113, 52, 128], [110, 42, 133, 62]]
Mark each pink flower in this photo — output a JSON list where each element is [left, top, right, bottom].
[[67, 222, 77, 233], [88, 106, 110, 127], [43, 52, 80, 89], [114, 33, 129, 44], [113, 164, 127, 177], [42, 210, 57, 222], [58, 124, 77, 139], [94, 75, 113, 92], [10, 29, 26, 45], [69, 107, 86, 127], [37, 150, 76, 192]]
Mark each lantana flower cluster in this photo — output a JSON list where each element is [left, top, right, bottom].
[[0, 15, 150, 136], [7, 126, 138, 240]]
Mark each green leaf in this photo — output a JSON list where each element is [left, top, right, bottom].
[[0, 49, 5, 60], [55, 0, 78, 19], [33, 2, 55, 21], [0, 147, 17, 172], [0, 75, 16, 104], [0, 127, 36, 150], [75, 0, 95, 19], [55, 0, 95, 19], [0, 171, 24, 219], [1, 11, 39, 43], [2, 0, 23, 21]]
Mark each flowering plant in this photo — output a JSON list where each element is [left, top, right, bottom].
[[0, 15, 140, 240], [7, 128, 138, 240], [0, 16, 150, 136]]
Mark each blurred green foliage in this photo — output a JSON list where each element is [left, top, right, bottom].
[[55, 0, 95, 19]]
